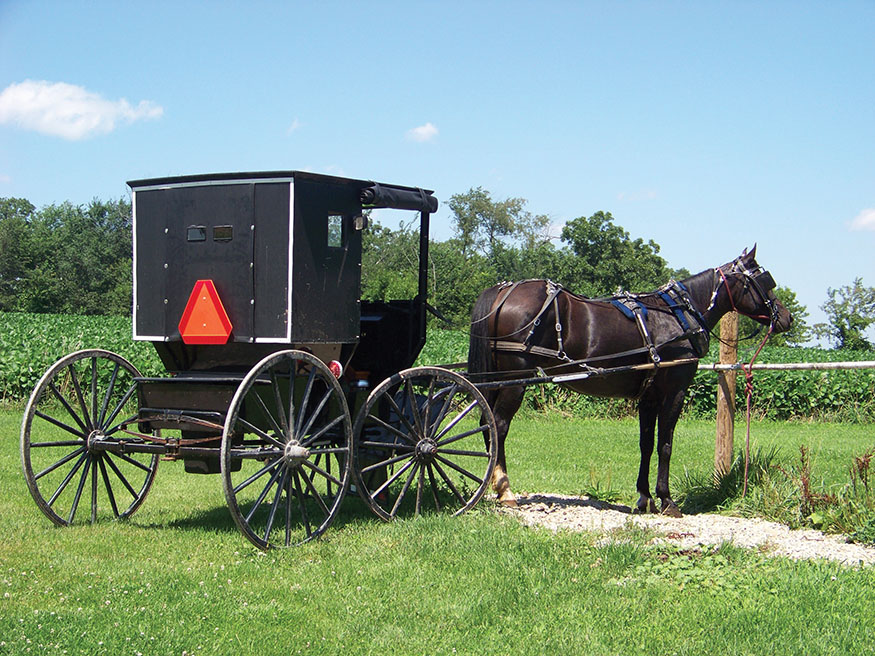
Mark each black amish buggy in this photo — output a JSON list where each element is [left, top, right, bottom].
[[20, 171, 501, 549], [19, 170, 791, 549]]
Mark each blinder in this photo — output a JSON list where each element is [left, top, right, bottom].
[[753, 269, 776, 292]]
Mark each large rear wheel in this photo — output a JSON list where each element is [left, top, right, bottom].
[[221, 350, 353, 549], [20, 350, 159, 526]]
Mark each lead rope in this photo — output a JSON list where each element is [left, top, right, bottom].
[[742, 324, 773, 496], [717, 266, 775, 496]]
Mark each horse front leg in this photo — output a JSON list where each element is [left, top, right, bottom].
[[655, 390, 686, 518], [635, 400, 659, 514], [486, 387, 525, 507]]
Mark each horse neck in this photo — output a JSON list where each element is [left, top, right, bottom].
[[680, 268, 731, 331]]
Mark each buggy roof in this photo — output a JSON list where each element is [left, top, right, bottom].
[[127, 170, 438, 213]]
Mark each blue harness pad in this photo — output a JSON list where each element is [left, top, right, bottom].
[[611, 298, 648, 321]]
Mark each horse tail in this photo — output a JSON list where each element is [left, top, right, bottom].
[[467, 285, 501, 375]]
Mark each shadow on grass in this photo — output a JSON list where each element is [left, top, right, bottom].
[[135, 492, 382, 536]]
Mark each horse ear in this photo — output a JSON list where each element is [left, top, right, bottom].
[[749, 243, 757, 259]]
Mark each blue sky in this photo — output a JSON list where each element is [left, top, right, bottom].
[[1, 1, 873, 341]]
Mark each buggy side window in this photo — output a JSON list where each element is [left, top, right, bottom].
[[327, 214, 344, 248]]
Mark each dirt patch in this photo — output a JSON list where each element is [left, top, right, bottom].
[[500, 492, 875, 567]]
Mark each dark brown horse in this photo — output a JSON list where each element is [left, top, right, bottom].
[[467, 246, 792, 516]]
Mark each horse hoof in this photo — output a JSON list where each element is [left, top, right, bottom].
[[499, 497, 519, 508], [634, 496, 658, 514], [661, 502, 682, 518]]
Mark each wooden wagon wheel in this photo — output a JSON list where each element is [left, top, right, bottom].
[[352, 367, 498, 521], [221, 350, 353, 549], [20, 349, 159, 526]]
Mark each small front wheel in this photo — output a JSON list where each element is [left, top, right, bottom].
[[352, 367, 498, 521], [221, 350, 353, 549]]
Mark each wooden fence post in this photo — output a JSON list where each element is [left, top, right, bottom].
[[715, 311, 738, 476]]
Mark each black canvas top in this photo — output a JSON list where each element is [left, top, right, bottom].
[[128, 170, 438, 213]]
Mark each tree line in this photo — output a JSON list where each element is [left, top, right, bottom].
[[1, 192, 873, 350]]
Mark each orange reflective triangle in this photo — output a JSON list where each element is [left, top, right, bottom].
[[178, 279, 233, 345]]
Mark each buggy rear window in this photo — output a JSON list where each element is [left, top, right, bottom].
[[186, 225, 206, 242]]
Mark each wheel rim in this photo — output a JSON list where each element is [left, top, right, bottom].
[[353, 367, 498, 521], [20, 350, 159, 527], [221, 350, 352, 549]]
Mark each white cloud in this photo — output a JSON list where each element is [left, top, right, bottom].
[[286, 118, 302, 135], [850, 208, 875, 231], [0, 80, 163, 140], [617, 189, 658, 202], [405, 122, 438, 143]]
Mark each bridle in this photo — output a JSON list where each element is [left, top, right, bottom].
[[707, 257, 781, 329]]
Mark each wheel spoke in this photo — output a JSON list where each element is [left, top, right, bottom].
[[30, 439, 83, 448], [384, 383, 419, 440], [270, 369, 289, 435], [360, 450, 414, 475], [299, 467, 332, 516], [434, 454, 485, 485], [102, 384, 138, 433], [244, 464, 284, 524], [89, 357, 99, 429], [432, 460, 468, 506], [294, 367, 317, 437], [300, 413, 345, 447], [67, 457, 92, 523], [250, 383, 286, 439], [263, 467, 288, 542], [436, 424, 489, 448], [437, 448, 490, 458], [362, 412, 417, 446], [390, 463, 420, 518], [235, 417, 284, 449], [48, 382, 88, 433], [34, 410, 85, 440], [427, 464, 442, 512], [301, 458, 343, 488], [90, 455, 98, 523], [298, 387, 334, 441], [35, 446, 86, 480], [433, 400, 479, 443], [102, 453, 140, 499], [427, 383, 458, 440], [98, 455, 120, 518], [113, 451, 154, 473], [97, 362, 121, 428], [68, 364, 93, 430], [46, 451, 87, 505], [292, 470, 312, 541], [233, 457, 282, 494], [370, 457, 416, 500]]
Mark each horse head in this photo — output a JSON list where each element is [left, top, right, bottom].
[[714, 245, 793, 333]]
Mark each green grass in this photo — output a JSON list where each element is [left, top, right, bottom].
[[2, 409, 875, 655]]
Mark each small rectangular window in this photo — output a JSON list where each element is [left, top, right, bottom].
[[186, 226, 206, 242], [213, 225, 233, 242], [327, 215, 343, 248]]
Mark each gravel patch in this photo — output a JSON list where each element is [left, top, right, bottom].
[[501, 492, 875, 567]]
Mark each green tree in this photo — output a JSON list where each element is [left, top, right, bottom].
[[0, 197, 38, 310], [560, 210, 670, 296], [815, 278, 875, 350], [447, 187, 549, 261]]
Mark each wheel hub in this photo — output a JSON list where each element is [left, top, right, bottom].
[[415, 439, 438, 463], [86, 430, 105, 453], [283, 441, 310, 467]]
